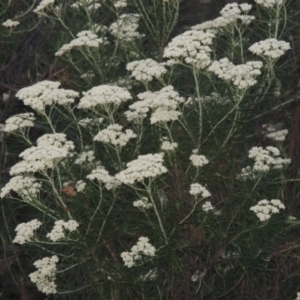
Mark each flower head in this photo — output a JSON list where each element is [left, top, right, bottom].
[[164, 30, 215, 68], [115, 153, 167, 185], [78, 85, 131, 110], [46, 220, 79, 242], [16, 81, 79, 111], [250, 199, 285, 222], [94, 124, 136, 147], [29, 256, 59, 295], [4, 113, 35, 133], [2, 19, 20, 27], [189, 183, 211, 198], [249, 38, 290, 59], [127, 59, 167, 83], [13, 219, 42, 244], [254, 0, 285, 8]]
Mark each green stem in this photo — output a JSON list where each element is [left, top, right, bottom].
[[146, 184, 168, 244], [192, 68, 203, 146]]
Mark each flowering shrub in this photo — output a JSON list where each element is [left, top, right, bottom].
[[1, 0, 300, 299]]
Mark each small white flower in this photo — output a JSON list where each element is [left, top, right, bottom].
[[10, 133, 75, 175], [208, 58, 263, 90], [75, 180, 86, 192], [29, 256, 59, 295], [78, 85, 131, 110], [202, 201, 214, 212], [190, 153, 209, 167], [238, 146, 290, 180], [16, 81, 79, 111], [189, 183, 211, 198], [160, 140, 178, 151], [164, 30, 215, 68], [254, 0, 285, 9], [94, 124, 136, 147], [125, 85, 184, 123], [114, 0, 127, 8], [262, 123, 288, 142], [121, 237, 156, 268], [110, 14, 143, 42], [75, 150, 95, 165], [250, 199, 285, 222], [87, 166, 120, 190], [133, 197, 152, 210], [55, 30, 107, 57], [115, 153, 167, 185], [13, 219, 42, 245], [34, 0, 55, 13], [71, 0, 101, 11], [249, 38, 290, 59], [127, 59, 167, 83], [1, 175, 41, 200], [2, 19, 20, 27], [4, 113, 35, 133], [46, 220, 79, 242]]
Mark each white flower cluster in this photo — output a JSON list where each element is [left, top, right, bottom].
[[192, 18, 230, 32], [254, 0, 285, 8], [250, 199, 285, 222], [262, 124, 288, 141], [110, 14, 143, 42], [71, 0, 101, 11], [12, 219, 42, 245], [38, 133, 74, 148], [296, 292, 300, 300], [124, 86, 184, 124], [2, 19, 20, 27], [249, 38, 291, 59], [78, 117, 104, 127], [29, 256, 59, 295], [202, 201, 214, 212], [192, 2, 254, 32], [4, 113, 35, 133], [239, 146, 291, 179], [189, 183, 211, 198], [114, 0, 127, 8], [46, 220, 79, 242], [75, 149, 95, 165], [208, 58, 263, 89], [10, 133, 75, 175], [133, 197, 152, 210], [120, 237, 156, 268], [164, 30, 215, 68], [115, 153, 167, 185], [220, 3, 254, 24], [16, 81, 79, 111], [160, 140, 178, 151], [55, 31, 107, 57], [190, 149, 209, 167], [126, 59, 167, 83], [0, 175, 41, 200], [75, 180, 86, 192], [87, 166, 120, 190], [94, 124, 136, 147], [34, 0, 55, 13], [78, 85, 131, 110]]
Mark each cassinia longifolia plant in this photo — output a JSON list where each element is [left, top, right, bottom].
[[1, 0, 300, 298]]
